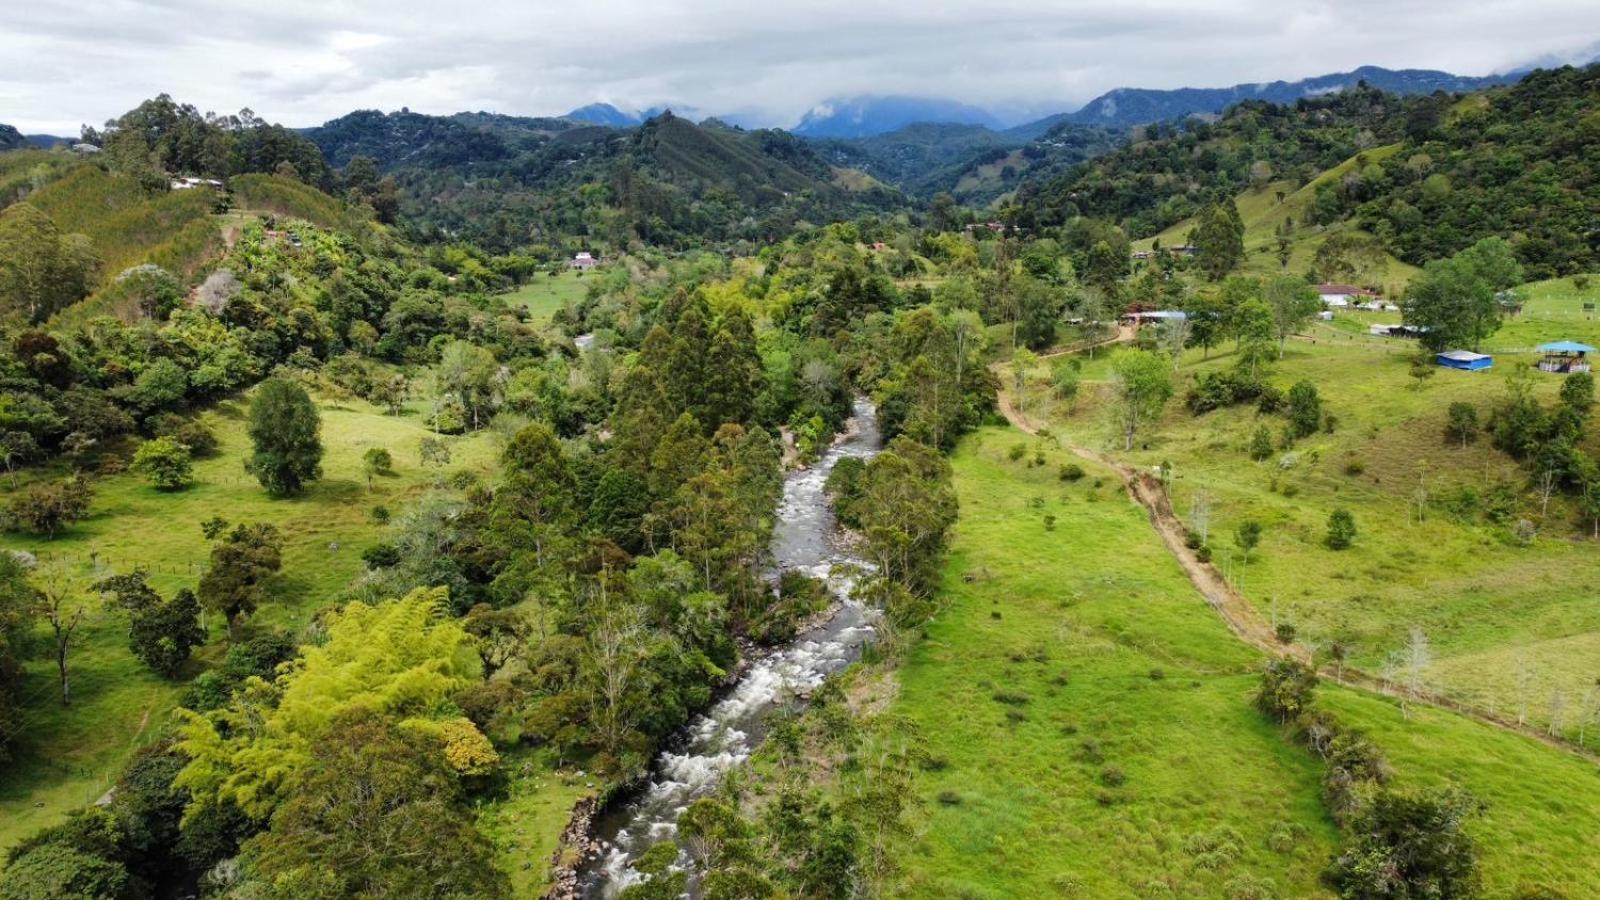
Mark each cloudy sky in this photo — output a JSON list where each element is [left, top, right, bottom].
[[3, 1, 1597, 134]]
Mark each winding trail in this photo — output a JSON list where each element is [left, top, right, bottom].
[[993, 346, 1600, 762]]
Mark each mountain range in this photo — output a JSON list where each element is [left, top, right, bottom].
[[567, 64, 1551, 139]]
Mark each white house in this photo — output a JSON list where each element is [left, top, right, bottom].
[[1315, 283, 1379, 308], [570, 252, 599, 270]]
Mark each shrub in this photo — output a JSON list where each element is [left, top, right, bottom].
[[1058, 462, 1085, 481], [9, 477, 92, 538], [1256, 657, 1317, 723], [1195, 545, 1213, 563], [1186, 369, 1263, 414], [1326, 509, 1357, 549], [1343, 458, 1366, 476], [131, 436, 194, 491], [1275, 622, 1297, 644], [1248, 426, 1275, 461], [1444, 401, 1479, 447], [936, 791, 962, 806], [1327, 787, 1482, 898], [1285, 381, 1322, 438], [1099, 766, 1127, 787], [1007, 443, 1027, 461], [362, 543, 401, 570]]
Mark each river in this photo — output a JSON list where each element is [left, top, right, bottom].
[[580, 398, 883, 897]]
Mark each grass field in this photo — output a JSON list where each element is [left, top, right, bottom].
[[502, 270, 594, 323], [1016, 296, 1600, 740], [886, 427, 1600, 897], [476, 747, 594, 897], [0, 386, 499, 854], [887, 429, 1340, 897]]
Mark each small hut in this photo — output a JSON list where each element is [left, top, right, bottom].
[[1436, 350, 1493, 371], [1536, 341, 1594, 374]]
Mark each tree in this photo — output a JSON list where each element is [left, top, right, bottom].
[[1193, 202, 1245, 280], [131, 436, 194, 491], [236, 709, 507, 899], [361, 447, 393, 490], [1110, 349, 1174, 450], [9, 478, 92, 539], [1256, 657, 1317, 722], [1249, 425, 1275, 461], [1326, 509, 1357, 550], [1264, 276, 1319, 358], [1328, 787, 1481, 899], [1444, 402, 1479, 447], [98, 572, 206, 678], [1232, 298, 1276, 379], [197, 523, 283, 638], [1454, 236, 1525, 293], [36, 572, 86, 706], [1285, 381, 1322, 439], [0, 554, 40, 758], [247, 379, 323, 495], [0, 203, 99, 322], [1234, 520, 1263, 562], [1403, 256, 1499, 352]]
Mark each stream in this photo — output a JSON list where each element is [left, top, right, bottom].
[[579, 398, 883, 897]]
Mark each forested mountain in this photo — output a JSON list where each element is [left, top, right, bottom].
[[307, 108, 902, 250], [1308, 64, 1600, 277], [1062, 65, 1524, 129], [1016, 83, 1425, 238]]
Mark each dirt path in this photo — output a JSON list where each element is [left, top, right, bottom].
[[993, 355, 1599, 761]]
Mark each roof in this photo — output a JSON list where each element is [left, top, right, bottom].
[[1314, 283, 1377, 296], [1437, 350, 1492, 362], [1127, 310, 1187, 320], [1537, 341, 1596, 353]]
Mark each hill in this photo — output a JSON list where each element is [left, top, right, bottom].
[[1016, 83, 1422, 239], [0, 124, 24, 152], [308, 108, 901, 250], [1065, 65, 1523, 129], [1307, 64, 1600, 278]]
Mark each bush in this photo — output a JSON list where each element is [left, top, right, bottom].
[[131, 436, 194, 491], [1327, 787, 1482, 899], [1445, 401, 1479, 447], [1058, 462, 1086, 481], [1186, 369, 1263, 414], [1343, 458, 1366, 476], [1326, 509, 1357, 549], [1248, 426, 1275, 461], [150, 414, 219, 458], [1275, 622, 1297, 644], [1285, 381, 1322, 438], [1256, 657, 1317, 723], [1007, 443, 1027, 461], [1195, 545, 1213, 563], [362, 543, 401, 570], [9, 478, 92, 538], [1099, 766, 1126, 787]]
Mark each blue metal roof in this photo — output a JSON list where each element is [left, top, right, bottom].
[[1537, 341, 1596, 353]]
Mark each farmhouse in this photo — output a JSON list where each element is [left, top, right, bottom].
[[1315, 283, 1378, 307], [570, 251, 599, 270], [1436, 350, 1493, 371]]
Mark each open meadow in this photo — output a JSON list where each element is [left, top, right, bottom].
[[886, 426, 1600, 897], [502, 269, 595, 323]]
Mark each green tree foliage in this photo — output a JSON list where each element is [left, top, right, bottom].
[[0, 554, 40, 760], [1194, 201, 1245, 280], [1264, 276, 1320, 357], [176, 588, 484, 823], [0, 811, 130, 900], [1402, 251, 1500, 352], [828, 437, 957, 595], [96, 570, 205, 678], [1444, 401, 1479, 447], [196, 523, 283, 637], [8, 477, 92, 538], [246, 379, 323, 495], [1249, 425, 1275, 461], [1285, 381, 1323, 439], [1326, 509, 1357, 550], [1327, 787, 1482, 899], [1235, 519, 1263, 560], [1109, 349, 1174, 450], [131, 435, 194, 490], [1256, 658, 1318, 722], [235, 709, 508, 899], [0, 202, 99, 322], [361, 446, 392, 489]]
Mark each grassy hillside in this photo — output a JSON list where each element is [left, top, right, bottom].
[[1015, 306, 1600, 739], [501, 269, 594, 323], [889, 429, 1339, 897], [0, 386, 498, 854], [1134, 145, 1422, 291], [882, 427, 1600, 897]]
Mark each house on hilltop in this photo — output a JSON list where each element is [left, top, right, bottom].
[[570, 252, 599, 270], [1314, 283, 1378, 308]]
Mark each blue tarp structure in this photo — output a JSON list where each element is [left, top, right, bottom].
[[1537, 341, 1597, 354], [1436, 350, 1493, 371]]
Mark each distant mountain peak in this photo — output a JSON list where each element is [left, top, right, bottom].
[[793, 95, 1004, 139]]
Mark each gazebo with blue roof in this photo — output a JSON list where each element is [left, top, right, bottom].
[[1537, 341, 1595, 374]]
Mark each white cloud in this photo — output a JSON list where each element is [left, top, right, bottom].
[[1, 0, 1597, 133]]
